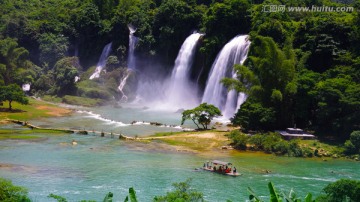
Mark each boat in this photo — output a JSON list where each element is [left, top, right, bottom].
[[202, 160, 241, 176]]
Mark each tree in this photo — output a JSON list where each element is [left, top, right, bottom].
[[153, 179, 204, 202], [0, 84, 28, 110], [0, 38, 29, 85], [223, 35, 296, 130], [317, 179, 360, 202], [38, 33, 69, 69], [232, 100, 275, 131], [53, 57, 80, 96], [0, 178, 30, 202], [345, 131, 360, 155], [181, 103, 222, 130]]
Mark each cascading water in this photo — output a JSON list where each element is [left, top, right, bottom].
[[118, 25, 138, 102], [165, 32, 203, 109], [202, 35, 250, 119], [89, 42, 112, 80], [133, 32, 202, 110], [127, 24, 138, 70], [118, 69, 131, 102]]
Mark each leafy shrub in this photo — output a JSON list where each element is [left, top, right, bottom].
[[272, 140, 290, 155], [262, 133, 283, 153], [153, 179, 204, 202], [288, 140, 303, 157], [229, 130, 249, 150], [83, 89, 112, 100], [317, 179, 360, 202], [248, 134, 265, 150], [62, 95, 104, 107], [0, 178, 30, 202], [345, 131, 360, 155]]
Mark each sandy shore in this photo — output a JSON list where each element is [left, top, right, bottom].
[[35, 105, 72, 117], [138, 131, 236, 157]]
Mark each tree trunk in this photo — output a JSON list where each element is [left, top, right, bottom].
[[8, 100, 12, 111], [191, 118, 200, 129]]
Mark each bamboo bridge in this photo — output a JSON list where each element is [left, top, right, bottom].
[[8, 119, 136, 140]]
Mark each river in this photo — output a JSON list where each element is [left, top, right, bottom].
[[0, 104, 359, 201]]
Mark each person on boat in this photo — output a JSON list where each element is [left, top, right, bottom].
[[233, 167, 237, 173], [225, 167, 230, 173]]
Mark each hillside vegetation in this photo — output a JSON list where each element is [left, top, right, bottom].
[[0, 0, 359, 141]]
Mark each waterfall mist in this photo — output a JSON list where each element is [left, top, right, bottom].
[[202, 35, 250, 119], [134, 32, 203, 110], [89, 42, 112, 80]]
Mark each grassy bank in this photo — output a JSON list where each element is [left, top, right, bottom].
[[143, 130, 350, 159], [0, 98, 72, 121], [42, 95, 105, 107], [0, 127, 68, 140], [144, 130, 231, 153]]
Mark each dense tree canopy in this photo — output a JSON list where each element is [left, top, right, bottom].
[[0, 0, 358, 139]]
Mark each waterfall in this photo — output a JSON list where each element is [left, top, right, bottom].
[[133, 32, 202, 110], [117, 25, 138, 102], [201, 35, 250, 119], [127, 24, 138, 70], [165, 32, 203, 109], [118, 69, 131, 102], [89, 42, 112, 80]]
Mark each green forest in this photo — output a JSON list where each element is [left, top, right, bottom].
[[0, 0, 359, 141]]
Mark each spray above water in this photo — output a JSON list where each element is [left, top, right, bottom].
[[202, 35, 250, 119], [90, 42, 112, 80], [135, 32, 203, 110], [165, 32, 203, 109]]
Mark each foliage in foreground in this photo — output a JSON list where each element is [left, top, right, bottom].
[[2, 177, 360, 202], [0, 178, 30, 202], [246, 182, 313, 202], [181, 103, 222, 130], [153, 179, 204, 202], [317, 179, 360, 202]]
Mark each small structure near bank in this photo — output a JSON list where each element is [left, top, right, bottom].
[[276, 127, 315, 140]]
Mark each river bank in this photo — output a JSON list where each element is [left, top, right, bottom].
[[0, 101, 359, 201], [0, 99, 355, 161], [0, 97, 73, 121]]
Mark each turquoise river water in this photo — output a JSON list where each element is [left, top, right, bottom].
[[0, 104, 359, 201]]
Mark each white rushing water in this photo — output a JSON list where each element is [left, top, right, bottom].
[[202, 35, 250, 119], [164, 32, 203, 109], [118, 69, 131, 102], [134, 32, 202, 110], [127, 24, 138, 70], [89, 42, 112, 80], [117, 25, 138, 102]]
